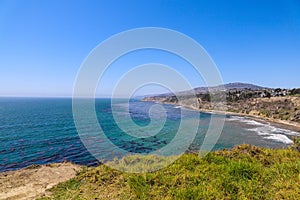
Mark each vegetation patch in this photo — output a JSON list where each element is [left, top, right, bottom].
[[39, 144, 300, 200]]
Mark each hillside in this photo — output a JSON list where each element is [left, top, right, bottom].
[[38, 144, 300, 199], [193, 82, 267, 93], [142, 82, 300, 126]]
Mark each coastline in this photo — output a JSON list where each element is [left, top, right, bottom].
[[150, 101, 300, 132], [199, 108, 300, 132], [1, 100, 299, 199]]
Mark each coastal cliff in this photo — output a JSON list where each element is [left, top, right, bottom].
[[142, 83, 300, 127]]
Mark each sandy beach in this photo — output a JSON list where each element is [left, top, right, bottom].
[[156, 101, 300, 132]]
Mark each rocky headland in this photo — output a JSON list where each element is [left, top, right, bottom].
[[142, 83, 300, 130]]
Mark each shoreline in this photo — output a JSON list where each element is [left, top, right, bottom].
[[199, 109, 300, 132], [150, 101, 300, 132], [1, 100, 299, 199]]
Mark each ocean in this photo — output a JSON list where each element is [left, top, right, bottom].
[[0, 98, 299, 172]]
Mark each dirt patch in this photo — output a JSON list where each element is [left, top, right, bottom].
[[0, 162, 82, 200]]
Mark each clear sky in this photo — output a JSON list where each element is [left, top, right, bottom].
[[0, 0, 300, 97]]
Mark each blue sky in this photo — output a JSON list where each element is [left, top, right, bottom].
[[0, 0, 300, 97]]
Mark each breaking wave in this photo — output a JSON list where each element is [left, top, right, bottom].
[[227, 116, 299, 144]]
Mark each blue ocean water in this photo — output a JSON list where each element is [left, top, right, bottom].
[[0, 98, 299, 172]]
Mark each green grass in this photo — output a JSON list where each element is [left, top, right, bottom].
[[39, 144, 300, 200]]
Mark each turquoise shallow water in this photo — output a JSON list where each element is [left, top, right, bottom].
[[0, 98, 298, 172]]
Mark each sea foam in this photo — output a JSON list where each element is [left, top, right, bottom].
[[227, 116, 299, 144]]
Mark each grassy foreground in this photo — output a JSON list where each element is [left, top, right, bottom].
[[39, 144, 300, 200]]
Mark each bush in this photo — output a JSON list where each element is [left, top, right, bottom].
[[291, 88, 300, 95], [292, 136, 300, 152]]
